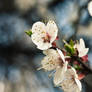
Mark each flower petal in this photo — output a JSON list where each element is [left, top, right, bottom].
[[41, 49, 60, 71], [41, 56, 56, 71], [32, 21, 46, 34], [54, 62, 68, 86], [57, 48, 65, 63], [75, 78, 82, 91], [80, 38, 85, 48], [37, 43, 52, 50], [61, 80, 81, 92], [88, 1, 92, 16], [79, 48, 89, 57], [74, 38, 89, 57], [43, 49, 58, 56], [47, 20, 58, 42], [31, 22, 46, 46], [61, 67, 81, 92]]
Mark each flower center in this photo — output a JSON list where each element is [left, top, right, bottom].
[[58, 57, 64, 66], [42, 33, 51, 43]]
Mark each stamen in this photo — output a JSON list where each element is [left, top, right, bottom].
[[52, 42, 56, 47], [46, 32, 51, 40], [42, 33, 51, 43]]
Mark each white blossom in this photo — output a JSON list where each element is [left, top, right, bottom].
[[74, 38, 89, 57], [31, 20, 58, 50], [61, 67, 82, 92], [41, 49, 65, 71], [88, 1, 92, 16]]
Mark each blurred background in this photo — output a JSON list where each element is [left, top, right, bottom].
[[0, 0, 92, 92]]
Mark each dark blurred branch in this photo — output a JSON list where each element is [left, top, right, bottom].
[[72, 56, 92, 75]]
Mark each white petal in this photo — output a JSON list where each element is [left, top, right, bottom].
[[54, 62, 68, 85], [37, 43, 52, 50], [74, 38, 89, 57], [41, 56, 56, 71], [75, 78, 82, 91], [43, 49, 58, 56], [54, 67, 64, 86], [80, 38, 85, 48], [42, 49, 64, 71], [47, 20, 58, 42], [57, 48, 65, 63], [61, 80, 80, 92], [61, 68, 81, 92], [0, 81, 5, 92], [32, 21, 46, 34], [71, 67, 78, 78], [79, 48, 89, 57], [88, 1, 92, 16], [65, 67, 77, 79], [31, 22, 46, 46]]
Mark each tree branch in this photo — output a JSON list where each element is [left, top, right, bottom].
[[72, 56, 92, 75]]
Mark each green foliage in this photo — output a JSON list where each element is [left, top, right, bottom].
[[25, 30, 32, 37], [69, 40, 74, 47], [64, 40, 75, 56], [74, 65, 81, 70]]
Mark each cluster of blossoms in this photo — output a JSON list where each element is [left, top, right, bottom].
[[25, 20, 89, 92]]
